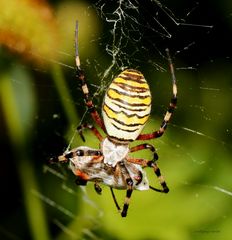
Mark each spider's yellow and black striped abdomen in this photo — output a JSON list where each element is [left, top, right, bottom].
[[102, 69, 151, 142]]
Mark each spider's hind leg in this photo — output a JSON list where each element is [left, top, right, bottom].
[[119, 162, 134, 217], [130, 143, 158, 161], [121, 178, 133, 217], [126, 155, 169, 194], [109, 162, 134, 217], [129, 143, 169, 192], [148, 161, 169, 193]]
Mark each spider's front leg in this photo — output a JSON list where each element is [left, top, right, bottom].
[[75, 21, 106, 132]]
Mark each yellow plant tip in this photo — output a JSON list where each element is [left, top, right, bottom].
[[0, 0, 59, 65]]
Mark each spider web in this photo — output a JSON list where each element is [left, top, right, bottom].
[[1, 0, 232, 240]]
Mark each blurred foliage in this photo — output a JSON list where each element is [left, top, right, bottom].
[[0, 0, 232, 240], [0, 0, 58, 63]]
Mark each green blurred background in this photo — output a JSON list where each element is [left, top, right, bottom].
[[0, 0, 232, 239]]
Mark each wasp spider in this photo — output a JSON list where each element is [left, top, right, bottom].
[[50, 21, 177, 217]]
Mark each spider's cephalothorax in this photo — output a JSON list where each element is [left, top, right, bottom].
[[50, 21, 178, 217]]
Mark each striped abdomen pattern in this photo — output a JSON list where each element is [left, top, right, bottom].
[[102, 69, 151, 142]]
